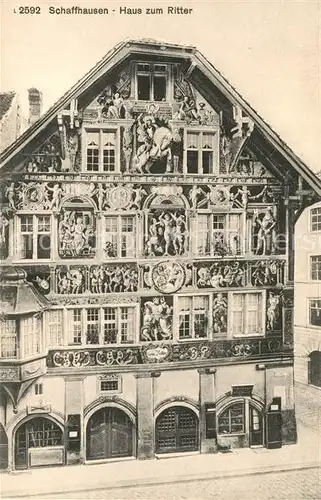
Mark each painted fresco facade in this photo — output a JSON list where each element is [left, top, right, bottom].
[[0, 40, 320, 470]]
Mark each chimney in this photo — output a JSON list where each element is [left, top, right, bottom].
[[28, 88, 43, 125]]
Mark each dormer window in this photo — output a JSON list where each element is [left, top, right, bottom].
[[136, 63, 168, 101]]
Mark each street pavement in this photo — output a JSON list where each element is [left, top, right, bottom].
[[23, 467, 320, 499]]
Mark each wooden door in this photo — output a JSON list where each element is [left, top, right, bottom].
[[156, 406, 199, 454]]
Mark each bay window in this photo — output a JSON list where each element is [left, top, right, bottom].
[[85, 129, 117, 172], [0, 319, 17, 358], [192, 213, 241, 256], [232, 293, 263, 336], [177, 295, 209, 339], [18, 215, 51, 260], [103, 215, 136, 258], [21, 315, 41, 358], [67, 306, 136, 345], [185, 130, 218, 174]]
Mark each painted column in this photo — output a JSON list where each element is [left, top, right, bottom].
[[64, 377, 84, 465], [198, 368, 217, 454], [136, 372, 155, 460]]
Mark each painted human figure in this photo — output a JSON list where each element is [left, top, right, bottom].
[[72, 216, 85, 255], [159, 212, 175, 256], [67, 268, 83, 294], [132, 186, 147, 209], [59, 212, 73, 254], [267, 292, 280, 331], [213, 293, 228, 333], [209, 265, 224, 288], [47, 183, 64, 210], [146, 217, 161, 256], [174, 96, 199, 122], [188, 185, 206, 210], [0, 213, 9, 247], [254, 207, 276, 255], [5, 183, 16, 210], [68, 130, 79, 171], [108, 92, 124, 118], [172, 212, 186, 255]]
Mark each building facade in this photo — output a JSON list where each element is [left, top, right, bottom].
[[1, 40, 321, 471], [294, 201, 321, 428], [0, 91, 28, 153]]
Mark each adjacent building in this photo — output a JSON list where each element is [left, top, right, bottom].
[[294, 200, 321, 428], [0, 91, 28, 153], [0, 39, 320, 471]]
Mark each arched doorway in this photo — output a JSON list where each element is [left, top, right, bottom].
[[14, 417, 64, 470], [155, 406, 199, 454], [86, 407, 134, 461], [0, 423, 8, 470], [217, 399, 264, 448]]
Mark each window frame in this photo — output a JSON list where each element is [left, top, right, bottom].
[[83, 126, 120, 174], [310, 255, 321, 281], [230, 291, 264, 337], [309, 298, 321, 327], [16, 213, 52, 261], [310, 207, 321, 233], [174, 293, 211, 341], [183, 129, 219, 175], [66, 304, 138, 346], [134, 62, 170, 102], [217, 402, 246, 435], [103, 213, 137, 259], [0, 318, 18, 359], [21, 314, 42, 359], [191, 211, 244, 257]]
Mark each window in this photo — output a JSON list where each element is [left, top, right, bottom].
[[35, 383, 43, 395], [311, 207, 321, 232], [21, 315, 41, 358], [308, 351, 321, 387], [310, 256, 321, 280], [23, 418, 62, 448], [86, 129, 117, 172], [99, 374, 120, 393], [218, 403, 245, 434], [47, 310, 63, 347], [186, 131, 217, 174], [67, 306, 136, 345], [18, 215, 51, 260], [192, 213, 241, 256], [104, 216, 136, 258], [177, 296, 209, 339], [0, 319, 17, 358], [310, 300, 321, 327], [232, 293, 262, 335], [136, 63, 167, 101]]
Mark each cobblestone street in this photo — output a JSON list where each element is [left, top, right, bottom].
[[23, 467, 320, 499]]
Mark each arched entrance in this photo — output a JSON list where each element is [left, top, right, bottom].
[[155, 406, 199, 454], [217, 399, 264, 448], [14, 417, 64, 470], [86, 407, 134, 461]]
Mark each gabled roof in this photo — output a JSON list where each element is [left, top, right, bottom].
[[0, 92, 16, 122], [1, 38, 320, 197]]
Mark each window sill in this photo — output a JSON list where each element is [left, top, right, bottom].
[[232, 334, 264, 339], [218, 433, 246, 437]]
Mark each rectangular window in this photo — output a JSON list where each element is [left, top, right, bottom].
[[35, 383, 43, 395], [85, 129, 117, 172], [104, 215, 136, 258], [19, 215, 51, 260], [193, 213, 241, 256], [136, 63, 167, 101], [0, 319, 17, 358], [21, 315, 41, 358], [100, 375, 120, 392], [47, 310, 63, 347], [310, 300, 321, 327], [178, 296, 209, 339], [186, 131, 217, 174], [232, 293, 262, 336], [68, 306, 136, 345], [310, 256, 321, 280], [311, 207, 321, 232]]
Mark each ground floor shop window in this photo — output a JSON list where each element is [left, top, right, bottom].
[[218, 403, 245, 434], [15, 417, 63, 470]]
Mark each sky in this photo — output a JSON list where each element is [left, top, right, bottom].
[[1, 0, 320, 172]]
